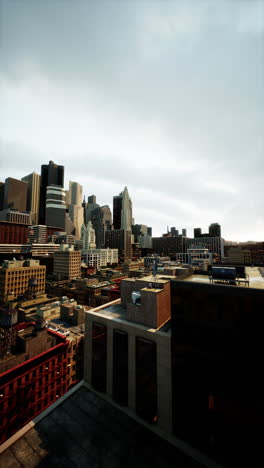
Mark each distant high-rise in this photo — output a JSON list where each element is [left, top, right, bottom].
[[147, 226, 152, 236], [88, 195, 96, 204], [132, 224, 148, 242], [45, 186, 66, 230], [0, 182, 4, 210], [171, 227, 179, 237], [69, 181, 82, 206], [113, 187, 133, 230], [113, 194, 123, 229], [81, 221, 96, 251], [194, 228, 202, 238], [105, 229, 132, 263], [209, 223, 221, 238], [85, 195, 99, 225], [68, 181, 83, 240], [182, 228, 187, 237], [91, 205, 112, 248], [21, 172, 41, 224], [3, 177, 28, 212], [39, 161, 64, 224]]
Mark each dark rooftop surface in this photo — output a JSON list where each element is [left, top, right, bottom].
[[1, 385, 202, 468]]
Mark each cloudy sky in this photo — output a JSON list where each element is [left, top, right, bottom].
[[0, 0, 263, 241]]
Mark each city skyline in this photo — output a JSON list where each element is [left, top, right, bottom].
[[1, 1, 263, 241]]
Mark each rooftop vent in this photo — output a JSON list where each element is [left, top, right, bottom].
[[131, 291, 141, 305]]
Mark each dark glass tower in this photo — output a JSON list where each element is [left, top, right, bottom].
[[39, 161, 64, 224], [113, 195, 122, 229], [209, 223, 221, 238]]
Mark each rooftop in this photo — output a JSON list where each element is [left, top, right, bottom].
[[182, 267, 264, 290], [86, 301, 171, 333], [0, 384, 203, 468]]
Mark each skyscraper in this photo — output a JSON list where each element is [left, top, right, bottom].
[[68, 181, 84, 239], [39, 161, 64, 224], [85, 195, 99, 224], [194, 228, 202, 238], [45, 186, 66, 229], [69, 181, 83, 206], [113, 187, 133, 230], [209, 223, 221, 238], [3, 178, 28, 212], [105, 229, 132, 263], [21, 172, 41, 224], [0, 182, 4, 210], [81, 221, 96, 251], [91, 205, 112, 248]]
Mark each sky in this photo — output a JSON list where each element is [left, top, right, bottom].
[[0, 0, 263, 241]]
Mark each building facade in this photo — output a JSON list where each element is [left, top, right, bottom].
[[84, 274, 172, 431], [105, 229, 132, 263], [53, 245, 81, 280], [45, 186, 66, 230], [3, 178, 28, 212], [21, 172, 41, 224], [0, 222, 29, 245], [113, 187, 133, 230], [28, 225, 47, 244], [39, 161, 64, 224], [0, 259, 46, 303]]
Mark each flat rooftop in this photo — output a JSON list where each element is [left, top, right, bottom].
[[87, 302, 171, 333], [183, 267, 264, 290], [0, 385, 202, 468]]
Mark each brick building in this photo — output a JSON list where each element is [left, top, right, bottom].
[[0, 324, 68, 444], [0, 259, 46, 303], [0, 221, 29, 244]]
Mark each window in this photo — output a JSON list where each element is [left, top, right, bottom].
[[136, 337, 157, 424], [91, 322, 107, 392], [113, 330, 128, 406]]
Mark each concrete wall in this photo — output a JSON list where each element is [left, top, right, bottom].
[[84, 304, 172, 434]]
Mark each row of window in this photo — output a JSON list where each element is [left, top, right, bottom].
[[91, 323, 158, 424]]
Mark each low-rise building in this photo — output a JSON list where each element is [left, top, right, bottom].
[[0, 259, 46, 303]]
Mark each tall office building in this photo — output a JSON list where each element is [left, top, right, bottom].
[[105, 229, 132, 263], [81, 221, 96, 251], [88, 195, 96, 204], [85, 195, 99, 224], [132, 224, 148, 242], [113, 187, 133, 230], [21, 172, 41, 224], [182, 228, 187, 237], [0, 182, 4, 210], [69, 181, 82, 206], [209, 223, 221, 238], [91, 205, 112, 248], [3, 177, 28, 212], [194, 228, 202, 238], [68, 181, 84, 240], [39, 161, 64, 224], [45, 186, 66, 230]]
